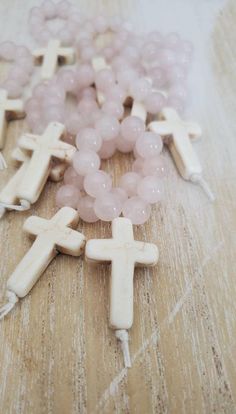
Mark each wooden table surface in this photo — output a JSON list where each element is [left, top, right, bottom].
[[0, 1, 235, 413]]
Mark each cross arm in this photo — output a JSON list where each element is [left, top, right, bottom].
[[50, 141, 76, 162], [58, 47, 75, 64], [5, 99, 24, 114], [134, 241, 159, 267], [149, 120, 174, 136], [56, 228, 85, 256], [86, 239, 116, 263], [18, 133, 38, 151]]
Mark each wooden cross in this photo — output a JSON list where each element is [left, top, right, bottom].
[[16, 122, 76, 204], [86, 217, 158, 367], [0, 88, 25, 151], [149, 107, 202, 180], [7, 207, 85, 298], [33, 39, 75, 80]]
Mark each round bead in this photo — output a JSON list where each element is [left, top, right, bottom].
[[110, 187, 128, 203], [105, 85, 126, 103], [98, 139, 116, 159], [76, 128, 102, 152], [72, 150, 100, 176], [120, 116, 145, 142], [95, 68, 115, 92], [122, 196, 151, 225], [129, 78, 152, 101], [76, 64, 95, 88], [136, 132, 163, 158], [84, 170, 112, 198], [142, 155, 167, 177], [94, 194, 122, 221], [137, 176, 164, 204], [132, 158, 144, 174], [64, 166, 84, 189], [116, 135, 134, 153], [56, 184, 81, 209], [77, 195, 99, 223], [77, 99, 98, 114], [119, 172, 141, 196], [95, 115, 120, 141], [0, 41, 16, 60], [102, 100, 124, 120], [144, 92, 166, 114]]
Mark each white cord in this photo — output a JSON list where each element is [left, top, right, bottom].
[[0, 199, 31, 213], [191, 174, 215, 202], [115, 329, 131, 368], [0, 291, 18, 320], [0, 151, 7, 170]]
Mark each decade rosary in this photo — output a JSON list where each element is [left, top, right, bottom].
[[0, 0, 215, 367]]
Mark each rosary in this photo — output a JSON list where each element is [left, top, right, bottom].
[[0, 0, 215, 368]]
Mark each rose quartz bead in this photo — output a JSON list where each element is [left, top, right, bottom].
[[9, 67, 29, 85], [142, 155, 166, 177], [76, 128, 102, 152], [94, 193, 122, 221], [58, 0, 71, 18], [84, 170, 112, 197], [80, 45, 96, 62], [137, 176, 164, 204], [136, 132, 163, 159], [98, 139, 116, 159], [41, 0, 56, 18], [77, 99, 98, 114], [76, 64, 94, 88], [77, 195, 99, 223], [102, 100, 124, 120], [47, 83, 65, 100], [3, 80, 22, 98], [119, 172, 141, 196], [158, 48, 176, 67], [79, 86, 96, 100], [44, 105, 64, 123], [94, 15, 108, 33], [24, 98, 41, 113], [33, 82, 48, 99], [132, 158, 144, 174], [73, 150, 100, 176], [120, 116, 145, 142], [58, 69, 77, 91], [95, 115, 120, 141], [17, 56, 34, 74], [116, 68, 138, 90], [56, 184, 81, 209], [166, 65, 186, 83], [166, 96, 184, 114], [122, 196, 151, 225], [116, 135, 134, 153], [66, 113, 87, 135], [95, 69, 115, 92], [0, 41, 16, 60], [129, 78, 152, 101], [141, 42, 159, 62], [110, 187, 128, 203], [105, 85, 126, 103], [64, 166, 84, 189], [144, 92, 166, 114], [122, 46, 139, 64], [169, 83, 188, 102], [149, 67, 166, 88]]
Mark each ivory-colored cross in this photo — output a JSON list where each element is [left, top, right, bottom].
[[0, 89, 25, 168], [149, 107, 215, 201], [92, 56, 110, 105], [16, 122, 76, 204], [0, 148, 69, 218], [33, 39, 75, 80], [0, 207, 85, 319], [86, 217, 158, 367]]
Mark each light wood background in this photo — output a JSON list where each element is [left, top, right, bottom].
[[0, 1, 236, 413]]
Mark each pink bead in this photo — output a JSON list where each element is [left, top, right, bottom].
[[102, 100, 124, 120], [41, 0, 56, 18], [166, 65, 186, 84], [15, 46, 31, 60], [158, 48, 176, 68], [149, 67, 166, 88], [76, 64, 94, 88], [56, 184, 81, 209], [80, 45, 96, 62], [64, 166, 84, 189], [136, 132, 163, 158], [47, 82, 65, 100], [120, 116, 145, 142], [84, 170, 112, 197], [122, 196, 151, 225], [110, 187, 128, 203], [94, 193, 122, 221], [72, 150, 100, 176], [121, 46, 139, 64], [119, 172, 141, 196], [166, 96, 184, 114], [98, 139, 116, 159], [105, 84, 126, 103], [94, 15, 108, 33], [77, 195, 99, 223], [116, 135, 134, 153], [102, 46, 115, 61], [0, 41, 16, 60], [58, 0, 71, 18], [132, 158, 144, 174], [77, 98, 98, 115], [66, 113, 87, 135], [142, 155, 167, 177], [3, 80, 22, 98], [33, 82, 48, 99], [116, 68, 138, 90], [95, 115, 120, 141], [129, 78, 152, 101], [144, 92, 166, 115], [76, 128, 102, 152], [137, 176, 164, 204], [44, 105, 64, 123], [169, 83, 188, 102], [79, 86, 96, 100], [95, 69, 115, 92], [25, 98, 41, 112], [141, 41, 159, 62], [17, 56, 34, 74], [58, 69, 77, 91]]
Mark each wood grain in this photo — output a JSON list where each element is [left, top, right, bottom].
[[0, 1, 236, 413]]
